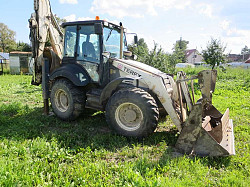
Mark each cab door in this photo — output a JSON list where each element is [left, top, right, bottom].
[[76, 25, 102, 82]]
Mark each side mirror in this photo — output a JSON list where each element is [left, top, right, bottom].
[[132, 54, 138, 61], [134, 35, 138, 45]]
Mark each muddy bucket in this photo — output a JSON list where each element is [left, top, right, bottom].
[[175, 103, 235, 156]]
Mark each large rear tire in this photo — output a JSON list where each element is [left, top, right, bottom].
[[105, 88, 159, 138], [50, 79, 85, 121]]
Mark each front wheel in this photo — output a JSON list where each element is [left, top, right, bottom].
[[50, 79, 85, 121], [105, 88, 159, 138]]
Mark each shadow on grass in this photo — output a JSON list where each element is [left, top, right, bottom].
[[0, 103, 231, 168], [0, 103, 177, 151], [15, 88, 42, 94], [131, 148, 232, 180]]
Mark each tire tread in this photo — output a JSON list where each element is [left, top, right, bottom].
[[51, 79, 85, 121], [105, 87, 159, 138]]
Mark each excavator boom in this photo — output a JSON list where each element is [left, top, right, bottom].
[[29, 0, 64, 85]]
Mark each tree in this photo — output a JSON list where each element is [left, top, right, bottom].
[[202, 38, 227, 69], [143, 43, 176, 73], [241, 45, 250, 61], [0, 23, 16, 52], [16, 42, 32, 52], [172, 38, 189, 64], [241, 45, 249, 54], [128, 38, 176, 74], [128, 38, 149, 63]]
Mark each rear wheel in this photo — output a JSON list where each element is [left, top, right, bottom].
[[50, 79, 85, 120], [105, 88, 159, 138]]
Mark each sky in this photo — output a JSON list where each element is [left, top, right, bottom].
[[0, 0, 249, 54]]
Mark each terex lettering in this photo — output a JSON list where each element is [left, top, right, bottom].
[[123, 66, 141, 77]]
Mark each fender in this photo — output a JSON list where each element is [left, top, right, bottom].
[[49, 63, 90, 86], [100, 76, 140, 105]]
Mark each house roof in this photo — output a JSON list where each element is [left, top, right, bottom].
[[10, 51, 32, 55], [228, 54, 241, 58], [0, 52, 9, 60], [185, 49, 196, 57], [245, 58, 250, 63]]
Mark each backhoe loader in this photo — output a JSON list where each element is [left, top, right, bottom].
[[29, 0, 235, 156]]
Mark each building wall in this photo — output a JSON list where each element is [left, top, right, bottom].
[[0, 57, 10, 69], [10, 55, 20, 74], [228, 54, 250, 62], [9, 53, 33, 74], [186, 51, 203, 64]]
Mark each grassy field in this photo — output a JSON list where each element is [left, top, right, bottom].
[[0, 68, 249, 186]]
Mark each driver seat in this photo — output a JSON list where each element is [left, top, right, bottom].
[[82, 41, 96, 59]]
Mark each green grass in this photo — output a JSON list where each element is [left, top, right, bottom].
[[0, 68, 249, 186]]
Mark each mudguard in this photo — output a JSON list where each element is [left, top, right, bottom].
[[49, 63, 90, 86], [100, 76, 139, 105]]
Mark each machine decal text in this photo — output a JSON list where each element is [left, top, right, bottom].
[[123, 66, 141, 77]]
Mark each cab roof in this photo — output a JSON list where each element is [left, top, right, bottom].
[[62, 20, 122, 30]]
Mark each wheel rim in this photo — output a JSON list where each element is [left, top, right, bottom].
[[55, 89, 69, 112], [115, 102, 143, 131]]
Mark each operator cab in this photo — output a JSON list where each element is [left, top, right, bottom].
[[62, 20, 128, 83]]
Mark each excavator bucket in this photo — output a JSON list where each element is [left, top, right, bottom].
[[175, 70, 235, 156], [175, 104, 235, 156]]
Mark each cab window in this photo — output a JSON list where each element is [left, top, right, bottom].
[[77, 25, 100, 63], [64, 26, 77, 57], [103, 27, 127, 58]]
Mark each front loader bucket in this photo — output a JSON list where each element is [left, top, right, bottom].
[[175, 103, 235, 156]]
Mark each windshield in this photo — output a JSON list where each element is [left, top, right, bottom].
[[103, 27, 127, 58]]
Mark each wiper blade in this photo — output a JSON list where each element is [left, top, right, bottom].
[[106, 29, 113, 42]]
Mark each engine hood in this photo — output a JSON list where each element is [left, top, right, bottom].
[[114, 58, 166, 77]]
